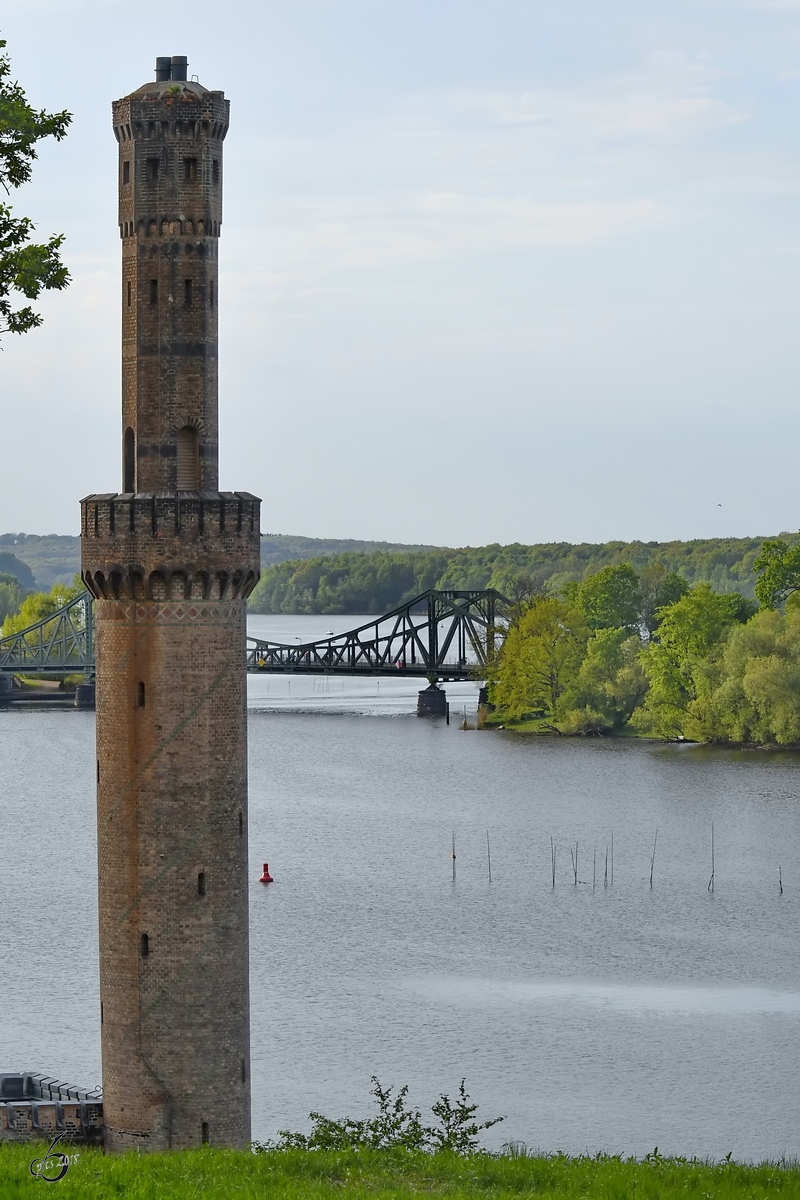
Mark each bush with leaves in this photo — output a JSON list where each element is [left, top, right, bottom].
[[0, 39, 71, 338], [255, 1078, 503, 1155]]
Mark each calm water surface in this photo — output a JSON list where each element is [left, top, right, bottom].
[[1, 616, 798, 1159]]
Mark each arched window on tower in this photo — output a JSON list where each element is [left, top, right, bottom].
[[176, 425, 200, 490], [124, 426, 135, 492]]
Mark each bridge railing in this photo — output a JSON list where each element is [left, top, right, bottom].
[[0, 591, 94, 675], [0, 587, 508, 680], [246, 589, 507, 679]]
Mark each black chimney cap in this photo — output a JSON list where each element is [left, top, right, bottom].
[[155, 57, 171, 82], [171, 56, 188, 82]]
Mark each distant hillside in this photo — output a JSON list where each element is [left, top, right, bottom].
[[249, 535, 796, 614], [259, 534, 442, 567], [3, 531, 794, 609], [0, 532, 444, 589], [0, 534, 82, 589]]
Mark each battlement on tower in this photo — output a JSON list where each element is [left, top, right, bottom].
[[81, 491, 261, 602]]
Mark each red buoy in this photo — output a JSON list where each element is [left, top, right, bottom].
[[258, 862, 273, 883]]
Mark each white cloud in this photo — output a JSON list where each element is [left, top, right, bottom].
[[427, 50, 749, 143]]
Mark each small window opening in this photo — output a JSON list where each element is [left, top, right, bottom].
[[101, 1001, 104, 1024], [184, 279, 193, 307], [238, 810, 243, 837], [124, 427, 135, 492], [138, 681, 146, 708], [212, 159, 219, 185], [127, 280, 132, 307], [146, 157, 159, 182], [140, 933, 149, 957], [197, 871, 206, 896], [150, 279, 158, 304], [176, 425, 200, 490], [240, 1058, 246, 1083], [122, 160, 130, 184], [201, 1122, 209, 1145], [209, 280, 214, 308], [184, 157, 198, 181], [96, 760, 100, 784]]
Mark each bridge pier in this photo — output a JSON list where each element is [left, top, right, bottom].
[[417, 682, 447, 717], [74, 682, 96, 709]]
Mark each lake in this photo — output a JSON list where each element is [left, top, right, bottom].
[[1, 614, 798, 1160]]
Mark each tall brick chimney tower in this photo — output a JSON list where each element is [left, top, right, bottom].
[[80, 55, 261, 1152]]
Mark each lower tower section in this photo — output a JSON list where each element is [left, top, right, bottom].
[[81, 491, 260, 1150]]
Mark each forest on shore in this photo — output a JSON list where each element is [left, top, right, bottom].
[[487, 537, 800, 746], [248, 535, 786, 614]]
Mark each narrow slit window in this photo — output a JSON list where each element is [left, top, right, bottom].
[[197, 871, 206, 896], [146, 157, 159, 182], [238, 810, 243, 837], [138, 681, 146, 708], [150, 279, 158, 305], [201, 1122, 209, 1145], [122, 160, 130, 184], [209, 280, 214, 308], [240, 1058, 246, 1083], [140, 933, 149, 957], [96, 760, 100, 783], [127, 280, 132, 307], [124, 427, 135, 492], [184, 278, 193, 307], [176, 425, 200, 490], [101, 1001, 104, 1024], [184, 157, 198, 181]]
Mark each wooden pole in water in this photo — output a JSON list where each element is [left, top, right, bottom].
[[649, 827, 658, 888], [611, 830, 614, 885], [486, 830, 492, 882], [452, 831, 456, 882], [593, 848, 596, 891], [604, 845, 608, 887], [571, 841, 578, 886], [779, 865, 783, 895], [708, 822, 715, 893], [551, 836, 556, 888]]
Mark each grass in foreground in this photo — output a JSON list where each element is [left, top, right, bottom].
[[2, 1143, 800, 1199]]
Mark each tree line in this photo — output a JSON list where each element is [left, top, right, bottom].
[[488, 536, 800, 746], [247, 536, 789, 614]]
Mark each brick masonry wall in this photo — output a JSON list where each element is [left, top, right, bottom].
[[94, 600, 251, 1151], [114, 86, 228, 493]]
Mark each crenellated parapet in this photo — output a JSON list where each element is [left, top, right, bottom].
[[81, 491, 260, 602]]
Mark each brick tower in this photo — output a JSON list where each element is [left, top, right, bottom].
[[80, 56, 260, 1152]]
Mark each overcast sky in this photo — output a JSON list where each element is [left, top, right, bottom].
[[1, 0, 800, 545]]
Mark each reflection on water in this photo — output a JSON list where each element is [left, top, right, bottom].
[[1, 624, 799, 1160], [404, 978, 800, 1014]]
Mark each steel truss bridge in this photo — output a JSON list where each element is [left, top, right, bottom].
[[0, 589, 505, 681]]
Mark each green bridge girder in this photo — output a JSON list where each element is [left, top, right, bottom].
[[0, 589, 506, 681]]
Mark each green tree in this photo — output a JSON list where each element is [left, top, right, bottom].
[[492, 597, 587, 720], [557, 628, 648, 734], [753, 535, 800, 610], [632, 584, 744, 739], [1, 578, 82, 636], [638, 563, 689, 635], [0, 39, 71, 337], [692, 598, 800, 745], [0, 571, 26, 623], [567, 563, 643, 632]]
